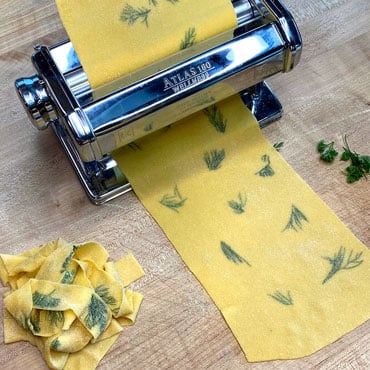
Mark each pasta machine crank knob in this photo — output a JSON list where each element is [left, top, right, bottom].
[[15, 75, 57, 130]]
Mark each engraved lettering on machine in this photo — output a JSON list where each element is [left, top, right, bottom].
[[163, 61, 214, 93]]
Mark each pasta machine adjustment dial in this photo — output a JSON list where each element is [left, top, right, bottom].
[[15, 75, 57, 130]]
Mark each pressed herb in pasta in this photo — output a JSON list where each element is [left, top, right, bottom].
[[221, 241, 250, 266], [269, 291, 293, 306], [283, 205, 309, 232], [204, 149, 225, 170], [120, 4, 151, 26], [322, 246, 363, 284], [227, 192, 247, 214], [95, 285, 117, 306], [128, 142, 142, 151], [180, 27, 197, 49], [255, 154, 275, 177], [51, 338, 61, 350], [32, 290, 61, 309], [159, 184, 187, 212], [60, 244, 79, 284], [144, 123, 153, 132], [48, 310, 64, 326], [204, 105, 227, 133], [84, 294, 109, 332]]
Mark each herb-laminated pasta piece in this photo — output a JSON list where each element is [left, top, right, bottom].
[[55, 0, 237, 88], [0, 239, 144, 370], [114, 94, 370, 362]]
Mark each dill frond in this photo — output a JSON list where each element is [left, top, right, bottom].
[[322, 246, 363, 284], [255, 154, 274, 177], [120, 4, 151, 27], [283, 205, 309, 232], [159, 185, 187, 212], [220, 241, 250, 266], [269, 290, 293, 305], [32, 290, 61, 308], [227, 192, 247, 214], [204, 149, 225, 170], [180, 27, 197, 50], [203, 105, 227, 133]]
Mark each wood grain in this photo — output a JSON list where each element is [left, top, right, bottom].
[[0, 0, 369, 369]]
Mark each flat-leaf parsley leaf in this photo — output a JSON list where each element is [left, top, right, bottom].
[[340, 136, 370, 183], [317, 140, 338, 163]]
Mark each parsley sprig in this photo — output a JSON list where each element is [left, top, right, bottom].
[[317, 136, 369, 183], [340, 136, 370, 183], [317, 140, 338, 162]]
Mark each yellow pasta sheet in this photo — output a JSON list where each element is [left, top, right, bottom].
[[55, 0, 237, 88], [113, 95, 370, 361]]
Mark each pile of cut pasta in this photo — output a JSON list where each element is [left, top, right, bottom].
[[0, 239, 144, 370]]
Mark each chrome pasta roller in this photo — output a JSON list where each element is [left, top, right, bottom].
[[15, 0, 302, 204]]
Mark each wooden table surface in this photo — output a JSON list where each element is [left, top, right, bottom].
[[0, 1, 369, 369]]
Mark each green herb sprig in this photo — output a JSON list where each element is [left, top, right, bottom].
[[95, 285, 117, 306], [32, 290, 61, 308], [317, 140, 338, 163], [51, 339, 61, 350], [120, 4, 151, 26], [269, 290, 293, 305], [220, 241, 250, 266], [317, 137, 369, 183], [159, 185, 187, 212], [128, 142, 142, 151], [203, 105, 227, 133], [84, 294, 109, 332], [273, 142, 284, 152], [227, 192, 247, 214], [47, 311, 64, 327], [340, 136, 370, 183], [29, 312, 41, 333], [180, 27, 197, 50], [204, 149, 225, 170], [322, 246, 364, 284], [255, 154, 274, 177], [60, 245, 78, 284], [283, 205, 309, 232]]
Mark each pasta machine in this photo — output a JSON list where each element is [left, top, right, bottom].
[[15, 0, 302, 204]]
